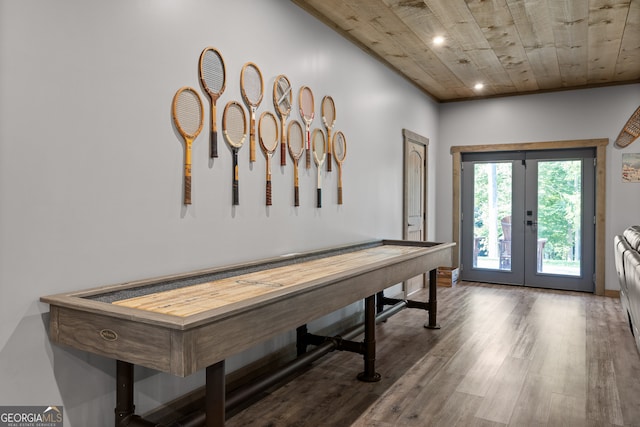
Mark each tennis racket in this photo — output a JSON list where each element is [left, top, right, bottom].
[[222, 101, 247, 205], [312, 128, 326, 208], [333, 131, 347, 205], [298, 86, 315, 169], [321, 96, 336, 172], [273, 74, 292, 166], [240, 62, 264, 163], [172, 87, 204, 205], [258, 111, 279, 206], [198, 47, 226, 158], [287, 120, 304, 207]]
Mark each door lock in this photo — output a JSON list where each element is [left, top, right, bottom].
[[526, 220, 538, 226]]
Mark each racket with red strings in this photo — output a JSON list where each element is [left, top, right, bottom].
[[172, 87, 203, 205], [287, 120, 304, 207], [298, 86, 314, 169], [273, 75, 292, 166], [333, 131, 347, 205], [312, 128, 326, 208], [321, 96, 336, 172], [198, 47, 226, 158], [258, 111, 279, 206], [222, 101, 247, 205], [240, 62, 264, 163]]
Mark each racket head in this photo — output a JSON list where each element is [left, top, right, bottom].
[[333, 131, 347, 163], [222, 101, 247, 148], [172, 87, 204, 139], [240, 62, 264, 107], [287, 120, 305, 160], [258, 111, 279, 154], [273, 74, 292, 117], [321, 96, 336, 129], [312, 128, 326, 165], [199, 47, 226, 99], [299, 86, 315, 122]]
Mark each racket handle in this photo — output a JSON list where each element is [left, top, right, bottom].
[[317, 188, 322, 208], [184, 175, 191, 205], [211, 103, 218, 158], [306, 150, 311, 169], [280, 123, 287, 167], [338, 186, 342, 205], [233, 152, 239, 205], [266, 180, 272, 206], [211, 130, 218, 158], [250, 114, 256, 162], [233, 180, 239, 205], [294, 186, 299, 207], [327, 152, 332, 172]]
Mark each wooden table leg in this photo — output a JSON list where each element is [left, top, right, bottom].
[[357, 295, 381, 382], [206, 360, 225, 427]]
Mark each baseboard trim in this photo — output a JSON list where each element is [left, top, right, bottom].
[[604, 289, 620, 298]]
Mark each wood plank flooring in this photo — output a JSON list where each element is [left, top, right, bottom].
[[225, 282, 640, 427]]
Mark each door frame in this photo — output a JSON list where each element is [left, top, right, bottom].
[[451, 138, 608, 295], [402, 129, 429, 295]]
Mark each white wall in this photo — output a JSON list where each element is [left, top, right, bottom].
[[435, 84, 640, 291], [0, 0, 440, 425]]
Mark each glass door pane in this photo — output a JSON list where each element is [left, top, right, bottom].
[[472, 162, 513, 271], [536, 160, 582, 276]]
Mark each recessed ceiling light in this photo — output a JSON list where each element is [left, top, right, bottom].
[[474, 83, 484, 90], [433, 36, 445, 45]]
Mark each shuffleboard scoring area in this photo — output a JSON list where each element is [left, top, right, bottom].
[[109, 245, 425, 317], [41, 240, 455, 427]]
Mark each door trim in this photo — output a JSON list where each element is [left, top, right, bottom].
[[451, 138, 608, 295]]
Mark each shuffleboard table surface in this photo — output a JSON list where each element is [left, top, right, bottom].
[[112, 245, 424, 317]]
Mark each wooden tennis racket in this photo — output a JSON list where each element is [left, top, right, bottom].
[[287, 120, 304, 207], [299, 86, 315, 169], [273, 74, 292, 166], [222, 101, 247, 205], [333, 131, 347, 205], [240, 62, 264, 163], [312, 128, 326, 208], [172, 87, 203, 205], [321, 96, 336, 172], [258, 111, 279, 206], [198, 47, 226, 158]]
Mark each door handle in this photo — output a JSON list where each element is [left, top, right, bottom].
[[526, 220, 538, 226]]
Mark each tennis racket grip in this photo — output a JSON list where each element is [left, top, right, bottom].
[[266, 180, 272, 206], [294, 186, 299, 207], [250, 113, 256, 162], [338, 186, 342, 205], [211, 104, 218, 158], [211, 130, 218, 158], [233, 152, 239, 205], [306, 150, 311, 169], [280, 119, 287, 166], [327, 152, 332, 172], [184, 175, 191, 205], [317, 188, 322, 208]]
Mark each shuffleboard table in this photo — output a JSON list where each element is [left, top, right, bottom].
[[41, 239, 454, 427]]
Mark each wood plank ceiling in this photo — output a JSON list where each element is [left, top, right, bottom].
[[292, 0, 640, 102]]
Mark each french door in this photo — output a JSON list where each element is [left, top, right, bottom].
[[460, 149, 595, 292]]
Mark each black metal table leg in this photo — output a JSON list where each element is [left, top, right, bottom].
[[206, 360, 225, 427], [425, 268, 440, 329], [357, 295, 381, 382]]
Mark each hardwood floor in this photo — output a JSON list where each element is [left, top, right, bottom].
[[226, 282, 640, 427]]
